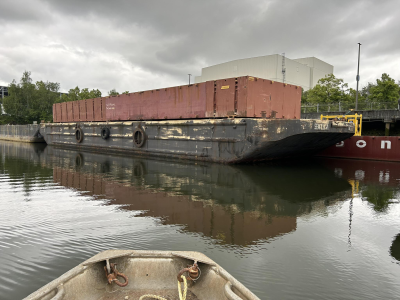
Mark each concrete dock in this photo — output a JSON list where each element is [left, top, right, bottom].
[[0, 124, 45, 143]]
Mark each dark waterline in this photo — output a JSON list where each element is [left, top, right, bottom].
[[0, 141, 399, 299]]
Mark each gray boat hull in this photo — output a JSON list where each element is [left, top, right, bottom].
[[40, 118, 354, 163], [23, 250, 260, 300]]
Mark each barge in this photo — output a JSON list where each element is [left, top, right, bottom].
[[317, 135, 400, 162], [317, 114, 400, 162], [42, 76, 355, 163]]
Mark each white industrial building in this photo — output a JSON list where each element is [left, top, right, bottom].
[[195, 54, 333, 91]]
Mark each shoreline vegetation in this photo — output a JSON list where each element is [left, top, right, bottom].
[[0, 71, 121, 125], [1, 71, 399, 125]]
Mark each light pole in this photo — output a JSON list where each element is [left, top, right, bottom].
[[0, 86, 4, 114], [188, 74, 192, 85], [355, 43, 361, 110]]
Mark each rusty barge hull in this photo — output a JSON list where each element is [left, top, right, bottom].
[[41, 118, 354, 163]]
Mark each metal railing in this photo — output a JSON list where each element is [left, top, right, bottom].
[[301, 102, 399, 113], [321, 113, 362, 136]]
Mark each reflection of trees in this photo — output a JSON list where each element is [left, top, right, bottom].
[[0, 143, 51, 198], [391, 234, 400, 262], [361, 186, 396, 212]]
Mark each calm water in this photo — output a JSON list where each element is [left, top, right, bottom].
[[0, 141, 399, 300]]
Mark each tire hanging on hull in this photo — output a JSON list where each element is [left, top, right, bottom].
[[101, 127, 110, 140], [75, 128, 84, 143], [133, 127, 146, 148]]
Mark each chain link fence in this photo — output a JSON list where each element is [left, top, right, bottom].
[[301, 102, 399, 113]]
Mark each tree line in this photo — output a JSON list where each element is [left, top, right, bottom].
[[0, 71, 123, 124], [1, 71, 399, 125], [302, 73, 400, 107]]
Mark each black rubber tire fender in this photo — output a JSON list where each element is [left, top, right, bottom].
[[75, 128, 84, 143], [133, 127, 146, 148], [101, 127, 110, 140], [75, 153, 84, 168]]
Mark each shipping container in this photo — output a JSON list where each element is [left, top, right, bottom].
[[78, 100, 86, 122], [55, 103, 62, 122], [52, 76, 301, 122], [61, 102, 67, 123], [72, 101, 79, 122], [93, 98, 103, 121], [53, 105, 57, 122], [67, 102, 74, 122], [86, 99, 94, 121]]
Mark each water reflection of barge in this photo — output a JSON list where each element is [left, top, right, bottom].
[[0, 141, 356, 245], [44, 146, 351, 246]]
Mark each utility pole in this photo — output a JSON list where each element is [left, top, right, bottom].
[[188, 74, 192, 85], [355, 43, 361, 110], [0, 86, 4, 114], [281, 53, 286, 83]]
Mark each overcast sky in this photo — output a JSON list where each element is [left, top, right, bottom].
[[1, 0, 399, 94]]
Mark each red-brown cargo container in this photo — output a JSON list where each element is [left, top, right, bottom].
[[93, 98, 102, 121], [66, 102, 74, 122], [53, 105, 57, 122], [73, 101, 79, 122], [60, 102, 66, 123], [86, 99, 94, 121], [55, 103, 62, 122], [79, 100, 87, 122], [52, 76, 301, 122], [93, 98, 106, 121], [246, 77, 300, 119]]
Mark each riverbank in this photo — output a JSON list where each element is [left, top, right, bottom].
[[0, 124, 45, 143]]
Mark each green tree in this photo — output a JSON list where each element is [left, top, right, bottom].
[[306, 74, 351, 104], [35, 80, 60, 121], [369, 73, 400, 103], [348, 82, 377, 109], [3, 71, 59, 124], [79, 88, 102, 99], [3, 72, 35, 123], [3, 79, 27, 124], [108, 89, 119, 96], [0, 114, 14, 125], [59, 86, 102, 102], [360, 82, 376, 102], [2, 71, 103, 124], [89, 88, 102, 98], [301, 89, 309, 103]]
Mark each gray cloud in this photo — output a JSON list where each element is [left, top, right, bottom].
[[1, 0, 399, 94]]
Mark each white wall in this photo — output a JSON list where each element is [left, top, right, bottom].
[[195, 55, 280, 83], [292, 57, 334, 87], [195, 55, 334, 91]]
